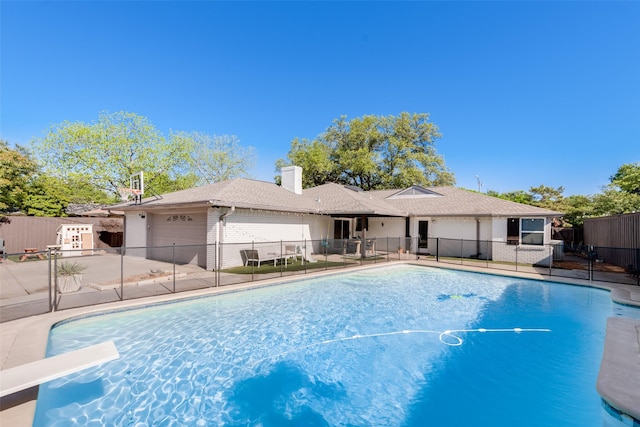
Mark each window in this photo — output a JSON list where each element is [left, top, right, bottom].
[[355, 217, 368, 232], [520, 218, 545, 245], [334, 220, 350, 240], [507, 218, 519, 245], [506, 218, 545, 246]]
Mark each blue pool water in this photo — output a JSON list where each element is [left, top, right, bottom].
[[34, 265, 640, 426]]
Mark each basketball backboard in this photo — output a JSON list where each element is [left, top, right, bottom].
[[130, 171, 144, 196]]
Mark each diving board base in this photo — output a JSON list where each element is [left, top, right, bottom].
[[0, 341, 119, 398]]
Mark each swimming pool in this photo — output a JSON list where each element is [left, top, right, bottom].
[[34, 265, 640, 426]]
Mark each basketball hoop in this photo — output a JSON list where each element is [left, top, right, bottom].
[[118, 187, 143, 202]]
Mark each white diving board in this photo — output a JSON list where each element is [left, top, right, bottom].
[[0, 340, 119, 397]]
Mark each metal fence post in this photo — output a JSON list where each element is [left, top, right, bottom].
[[436, 238, 440, 262], [53, 250, 59, 311], [548, 244, 553, 277], [48, 247, 53, 312], [280, 240, 283, 277], [386, 237, 389, 262], [215, 241, 219, 287], [636, 248, 640, 286], [251, 241, 255, 281], [325, 241, 328, 270], [172, 243, 176, 292], [587, 245, 594, 281], [120, 246, 124, 301], [515, 245, 518, 272]]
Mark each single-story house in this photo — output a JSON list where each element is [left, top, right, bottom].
[[114, 166, 562, 269]]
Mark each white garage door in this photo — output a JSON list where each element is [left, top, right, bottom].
[[148, 212, 207, 267]]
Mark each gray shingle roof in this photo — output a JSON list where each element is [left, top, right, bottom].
[[116, 178, 319, 213], [303, 183, 408, 216], [371, 186, 562, 217], [116, 180, 561, 217]]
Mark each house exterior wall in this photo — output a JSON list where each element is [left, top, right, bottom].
[[206, 208, 220, 271], [124, 201, 557, 269], [432, 217, 492, 258], [406, 217, 493, 258], [366, 217, 407, 253], [493, 243, 553, 266], [367, 217, 405, 239], [124, 211, 148, 258], [215, 209, 328, 269], [491, 217, 554, 266], [147, 211, 208, 267]]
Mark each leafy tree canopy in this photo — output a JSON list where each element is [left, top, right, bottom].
[[276, 112, 455, 190], [32, 111, 255, 201], [485, 190, 535, 205], [610, 162, 640, 195], [171, 132, 255, 186], [0, 140, 38, 212], [486, 164, 640, 227], [22, 175, 71, 216], [32, 111, 194, 199]]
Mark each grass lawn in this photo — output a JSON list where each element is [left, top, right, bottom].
[[222, 258, 352, 274]]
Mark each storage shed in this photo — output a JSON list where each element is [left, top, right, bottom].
[[56, 224, 94, 256]]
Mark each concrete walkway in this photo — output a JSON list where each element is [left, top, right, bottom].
[[0, 254, 210, 322]]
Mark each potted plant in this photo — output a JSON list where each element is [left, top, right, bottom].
[[57, 261, 86, 293]]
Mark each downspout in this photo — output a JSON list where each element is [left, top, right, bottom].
[[476, 217, 481, 257], [218, 206, 235, 271], [361, 214, 367, 260]]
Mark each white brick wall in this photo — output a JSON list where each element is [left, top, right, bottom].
[[492, 242, 553, 266], [366, 217, 407, 252], [215, 209, 328, 268]]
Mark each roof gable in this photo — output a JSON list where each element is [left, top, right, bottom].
[[386, 186, 443, 199]]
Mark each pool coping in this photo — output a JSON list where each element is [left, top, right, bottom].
[[1, 260, 639, 425]]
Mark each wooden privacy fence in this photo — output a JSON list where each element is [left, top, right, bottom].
[[584, 212, 640, 269], [0, 216, 123, 254]]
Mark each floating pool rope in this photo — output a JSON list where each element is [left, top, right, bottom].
[[251, 327, 552, 367]]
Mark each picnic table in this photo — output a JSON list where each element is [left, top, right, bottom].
[[19, 248, 45, 261]]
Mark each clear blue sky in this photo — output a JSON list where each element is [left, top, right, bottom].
[[2, 1, 639, 196]]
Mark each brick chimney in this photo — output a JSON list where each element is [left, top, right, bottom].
[[281, 166, 303, 195]]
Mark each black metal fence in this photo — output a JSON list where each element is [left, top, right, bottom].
[[1, 237, 638, 322]]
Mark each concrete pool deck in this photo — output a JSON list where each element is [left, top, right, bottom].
[[1, 260, 639, 426]]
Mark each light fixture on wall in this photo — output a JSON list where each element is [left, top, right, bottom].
[[381, 222, 384, 227], [139, 213, 146, 219]]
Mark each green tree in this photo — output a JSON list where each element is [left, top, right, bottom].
[[381, 112, 454, 188], [274, 138, 336, 187], [171, 132, 255, 185], [610, 162, 640, 195], [277, 112, 454, 190], [22, 175, 71, 216], [0, 140, 38, 212], [146, 172, 199, 195], [529, 185, 565, 210], [587, 162, 640, 216], [32, 111, 193, 198], [591, 187, 640, 216], [326, 115, 383, 189], [562, 195, 594, 227], [486, 190, 535, 205], [65, 173, 114, 204]]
